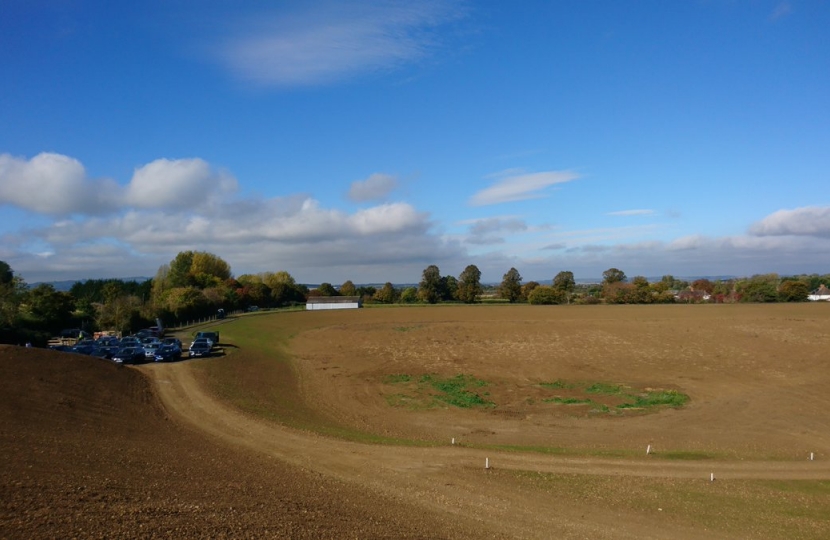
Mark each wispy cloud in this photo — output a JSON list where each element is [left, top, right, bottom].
[[348, 172, 398, 202], [469, 169, 579, 206], [462, 216, 527, 245], [769, 2, 792, 21], [218, 1, 468, 87], [607, 209, 655, 217]]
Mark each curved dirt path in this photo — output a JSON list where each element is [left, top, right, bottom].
[[142, 361, 830, 539]]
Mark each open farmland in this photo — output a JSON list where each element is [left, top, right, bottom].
[[4, 304, 830, 538]]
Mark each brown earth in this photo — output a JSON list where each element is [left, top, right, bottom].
[[0, 345, 501, 539], [289, 304, 830, 457], [3, 304, 830, 538]]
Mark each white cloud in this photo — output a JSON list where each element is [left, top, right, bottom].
[[748, 206, 830, 238], [348, 173, 398, 202], [218, 1, 467, 87], [0, 152, 119, 215], [607, 209, 655, 217], [469, 169, 580, 206], [126, 158, 238, 210]]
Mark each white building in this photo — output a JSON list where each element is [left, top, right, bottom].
[[808, 285, 830, 302], [306, 296, 363, 310]]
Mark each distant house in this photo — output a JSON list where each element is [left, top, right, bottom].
[[306, 296, 363, 311], [808, 285, 830, 302]]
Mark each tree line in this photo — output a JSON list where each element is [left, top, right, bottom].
[[1, 255, 828, 345]]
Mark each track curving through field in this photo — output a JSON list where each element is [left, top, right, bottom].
[[142, 360, 830, 539]]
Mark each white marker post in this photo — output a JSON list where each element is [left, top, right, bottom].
[[811, 452, 815, 461], [485, 458, 490, 470], [452, 438, 455, 445], [710, 473, 715, 482], [646, 445, 651, 455]]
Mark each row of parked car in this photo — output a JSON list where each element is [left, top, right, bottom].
[[50, 328, 223, 365]]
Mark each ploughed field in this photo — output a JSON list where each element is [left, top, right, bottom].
[[4, 304, 830, 538]]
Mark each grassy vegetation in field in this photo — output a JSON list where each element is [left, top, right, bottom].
[[585, 382, 624, 395], [540, 379, 576, 389], [539, 379, 690, 416], [617, 389, 689, 409], [544, 397, 595, 405], [385, 373, 494, 409]]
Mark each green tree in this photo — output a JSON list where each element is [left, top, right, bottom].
[[317, 283, 338, 296], [527, 286, 564, 305], [399, 287, 418, 303], [499, 267, 523, 303], [778, 280, 809, 302], [630, 276, 653, 304], [442, 275, 458, 301], [339, 280, 357, 297], [0, 261, 25, 328], [163, 251, 231, 289], [736, 274, 779, 303], [603, 282, 635, 304], [552, 271, 576, 303], [167, 251, 196, 288], [520, 281, 540, 302], [456, 265, 482, 303], [418, 265, 442, 304], [602, 268, 626, 285], [0, 261, 13, 286], [373, 282, 397, 304], [24, 284, 76, 333]]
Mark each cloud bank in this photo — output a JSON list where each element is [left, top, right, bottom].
[[0, 152, 458, 283]]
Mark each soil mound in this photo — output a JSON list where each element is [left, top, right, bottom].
[[0, 345, 470, 539]]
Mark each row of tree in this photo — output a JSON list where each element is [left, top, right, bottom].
[[2, 255, 829, 345]]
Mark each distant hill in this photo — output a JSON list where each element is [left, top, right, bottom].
[[30, 277, 151, 292]]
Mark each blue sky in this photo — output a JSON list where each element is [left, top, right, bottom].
[[1, 0, 828, 284]]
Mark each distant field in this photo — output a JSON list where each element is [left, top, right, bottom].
[[180, 303, 830, 538], [199, 303, 830, 457]]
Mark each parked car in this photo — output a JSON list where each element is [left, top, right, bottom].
[[119, 336, 141, 347], [91, 346, 116, 360], [70, 343, 96, 355], [112, 347, 145, 365], [194, 331, 219, 347], [162, 337, 182, 348], [154, 344, 182, 362], [143, 342, 162, 359], [188, 339, 212, 358]]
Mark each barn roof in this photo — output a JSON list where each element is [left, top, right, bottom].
[[306, 296, 362, 304]]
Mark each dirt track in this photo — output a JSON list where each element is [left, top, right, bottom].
[[4, 304, 830, 538], [142, 356, 830, 539], [0, 346, 499, 539]]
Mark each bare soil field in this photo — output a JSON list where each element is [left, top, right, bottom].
[[287, 304, 830, 457], [3, 303, 830, 538], [0, 345, 499, 539]]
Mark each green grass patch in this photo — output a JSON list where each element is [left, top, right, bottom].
[[540, 379, 576, 389], [585, 382, 624, 395], [617, 389, 689, 409], [387, 373, 494, 409], [539, 379, 690, 416], [544, 397, 595, 405]]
